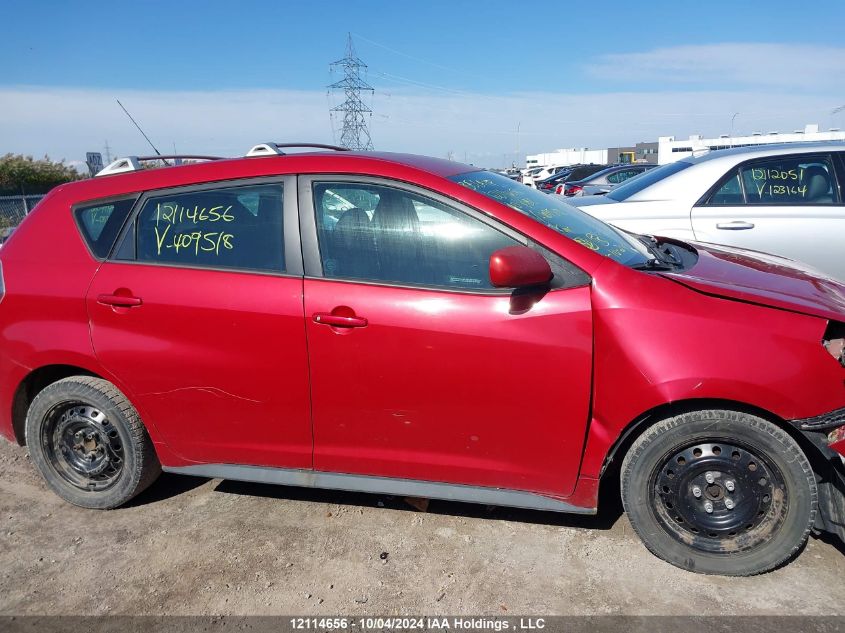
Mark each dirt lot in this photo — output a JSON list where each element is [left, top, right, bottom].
[[1, 439, 844, 616]]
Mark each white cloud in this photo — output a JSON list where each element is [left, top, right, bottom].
[[586, 43, 845, 89], [0, 84, 841, 168], [0, 86, 330, 160]]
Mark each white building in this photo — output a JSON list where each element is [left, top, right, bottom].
[[525, 148, 608, 169], [657, 124, 845, 164]]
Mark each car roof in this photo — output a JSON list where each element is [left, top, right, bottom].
[[55, 151, 477, 203], [683, 141, 845, 166]]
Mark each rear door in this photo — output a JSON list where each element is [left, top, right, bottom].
[[86, 177, 313, 468], [691, 153, 845, 280], [299, 176, 594, 496]]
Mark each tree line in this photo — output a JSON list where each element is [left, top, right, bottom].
[[0, 154, 85, 196]]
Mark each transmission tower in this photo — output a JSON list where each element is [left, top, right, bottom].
[[328, 33, 374, 150]]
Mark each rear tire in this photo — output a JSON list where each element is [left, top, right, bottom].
[[620, 410, 816, 575], [24, 376, 160, 509]]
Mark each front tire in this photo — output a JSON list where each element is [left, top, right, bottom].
[[25, 376, 160, 509], [621, 410, 816, 575]]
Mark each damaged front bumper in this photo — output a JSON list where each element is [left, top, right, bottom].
[[789, 417, 845, 543], [829, 425, 845, 460], [792, 405, 845, 432], [815, 449, 845, 543]]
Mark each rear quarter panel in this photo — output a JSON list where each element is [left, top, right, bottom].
[[0, 188, 113, 442]]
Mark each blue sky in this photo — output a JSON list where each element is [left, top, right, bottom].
[[3, 0, 845, 166]]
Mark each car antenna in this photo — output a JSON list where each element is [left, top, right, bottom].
[[115, 99, 170, 165]]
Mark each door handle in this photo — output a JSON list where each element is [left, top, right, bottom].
[[716, 221, 755, 230], [312, 313, 368, 328], [97, 293, 143, 308]]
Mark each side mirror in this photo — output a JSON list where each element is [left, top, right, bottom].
[[489, 245, 553, 289]]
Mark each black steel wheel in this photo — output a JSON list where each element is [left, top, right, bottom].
[[43, 403, 125, 491], [621, 410, 817, 575], [25, 376, 160, 509], [651, 440, 788, 551]]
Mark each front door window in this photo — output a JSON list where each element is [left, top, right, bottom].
[[312, 182, 519, 290]]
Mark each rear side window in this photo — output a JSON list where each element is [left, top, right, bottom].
[[134, 183, 285, 272], [606, 169, 641, 184], [74, 198, 136, 259]]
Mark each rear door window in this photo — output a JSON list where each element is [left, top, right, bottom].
[[739, 155, 838, 205], [132, 183, 285, 272]]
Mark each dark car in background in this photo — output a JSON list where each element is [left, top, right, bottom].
[[535, 164, 608, 193], [557, 163, 657, 197]]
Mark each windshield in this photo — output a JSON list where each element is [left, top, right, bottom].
[[606, 161, 692, 201], [450, 170, 651, 266]]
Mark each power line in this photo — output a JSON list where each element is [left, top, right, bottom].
[[351, 32, 485, 82], [328, 33, 374, 151], [371, 70, 473, 97]]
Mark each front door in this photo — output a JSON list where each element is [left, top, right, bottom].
[[300, 177, 593, 496], [87, 178, 313, 468]]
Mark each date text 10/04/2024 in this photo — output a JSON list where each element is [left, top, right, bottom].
[[290, 617, 547, 631]]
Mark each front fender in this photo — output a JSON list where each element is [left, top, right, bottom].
[[579, 265, 845, 479]]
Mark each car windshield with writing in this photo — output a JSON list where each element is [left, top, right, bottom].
[[606, 161, 692, 201], [450, 171, 651, 267]]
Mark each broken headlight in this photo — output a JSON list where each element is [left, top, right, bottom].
[[823, 321, 845, 368]]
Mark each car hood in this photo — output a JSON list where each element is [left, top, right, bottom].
[[660, 241, 845, 322]]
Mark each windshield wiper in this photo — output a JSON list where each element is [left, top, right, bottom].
[[636, 235, 682, 267], [631, 258, 677, 271]]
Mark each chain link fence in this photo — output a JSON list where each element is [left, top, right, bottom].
[[0, 195, 45, 231]]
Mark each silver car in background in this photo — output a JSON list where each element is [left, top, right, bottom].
[[556, 163, 657, 197], [573, 141, 845, 281]]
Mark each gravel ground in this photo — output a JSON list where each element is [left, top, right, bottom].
[[1, 439, 844, 616]]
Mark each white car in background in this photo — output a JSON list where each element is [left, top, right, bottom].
[[573, 142, 845, 281], [521, 165, 565, 188]]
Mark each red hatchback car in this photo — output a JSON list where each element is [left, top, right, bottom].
[[1, 144, 843, 576]]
